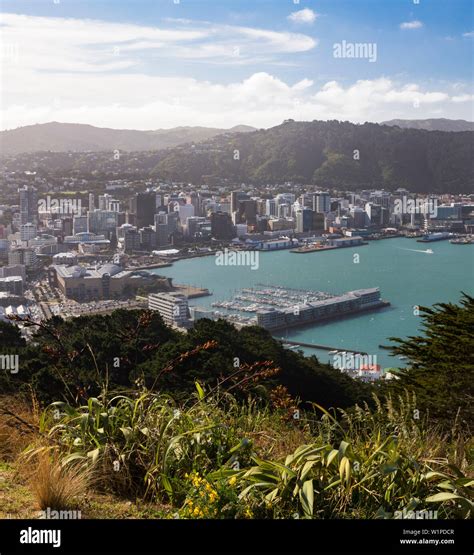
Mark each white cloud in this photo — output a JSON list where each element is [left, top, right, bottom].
[[400, 20, 423, 30], [0, 12, 471, 130], [0, 12, 317, 73], [288, 8, 318, 25], [462, 31, 474, 38], [1, 70, 471, 131]]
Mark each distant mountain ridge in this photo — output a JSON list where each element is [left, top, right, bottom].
[[381, 118, 474, 132], [151, 119, 474, 194], [0, 122, 256, 155]]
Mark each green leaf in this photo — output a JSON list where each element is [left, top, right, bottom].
[[426, 492, 461, 502], [87, 448, 100, 464], [195, 381, 205, 400], [299, 479, 314, 517]]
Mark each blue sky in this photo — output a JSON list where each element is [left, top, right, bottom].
[[0, 0, 472, 129]]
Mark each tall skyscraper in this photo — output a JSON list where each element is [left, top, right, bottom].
[[19, 186, 37, 225], [312, 191, 331, 214], [134, 192, 157, 228], [211, 212, 235, 240]]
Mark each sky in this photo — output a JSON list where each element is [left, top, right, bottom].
[[0, 0, 473, 130]]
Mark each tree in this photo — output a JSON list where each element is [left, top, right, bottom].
[[386, 293, 474, 427]]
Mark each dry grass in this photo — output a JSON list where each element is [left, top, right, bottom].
[[23, 449, 92, 511], [0, 394, 39, 461]]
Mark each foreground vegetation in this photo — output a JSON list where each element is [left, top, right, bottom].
[[0, 293, 472, 519]]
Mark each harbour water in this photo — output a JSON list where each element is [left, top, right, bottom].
[[152, 238, 473, 368]]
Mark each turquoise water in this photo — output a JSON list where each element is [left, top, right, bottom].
[[152, 238, 474, 368]]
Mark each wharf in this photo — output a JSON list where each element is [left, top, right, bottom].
[[291, 243, 368, 254], [173, 284, 212, 298], [277, 339, 367, 355]]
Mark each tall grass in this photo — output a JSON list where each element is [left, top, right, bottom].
[[25, 387, 472, 519], [25, 450, 91, 511]]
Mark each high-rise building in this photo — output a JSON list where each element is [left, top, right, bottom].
[[20, 223, 37, 242], [312, 191, 331, 214], [148, 292, 190, 328], [19, 185, 37, 225], [265, 199, 277, 217], [230, 191, 249, 215], [211, 212, 235, 240], [365, 203, 382, 226], [88, 210, 119, 236], [134, 192, 157, 228], [73, 215, 88, 234], [139, 226, 157, 250], [296, 209, 313, 233], [123, 227, 141, 253], [350, 207, 367, 228], [238, 199, 257, 225]]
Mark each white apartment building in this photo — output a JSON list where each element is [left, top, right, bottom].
[[148, 292, 190, 328]]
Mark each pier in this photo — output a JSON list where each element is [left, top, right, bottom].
[[277, 339, 368, 355]]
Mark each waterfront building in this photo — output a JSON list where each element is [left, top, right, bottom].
[[148, 292, 190, 328], [296, 208, 314, 233], [256, 287, 386, 331], [48, 263, 161, 301], [211, 211, 236, 240]]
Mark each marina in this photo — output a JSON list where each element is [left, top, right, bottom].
[[206, 284, 390, 331]]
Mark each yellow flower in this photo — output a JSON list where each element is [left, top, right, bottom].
[[229, 476, 237, 487], [244, 507, 253, 518]]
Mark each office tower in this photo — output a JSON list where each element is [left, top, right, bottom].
[[98, 194, 114, 210], [123, 227, 141, 253], [186, 192, 200, 217], [178, 204, 195, 228], [296, 209, 313, 233], [230, 191, 248, 214], [88, 210, 119, 235], [211, 212, 235, 240], [20, 222, 37, 242], [89, 193, 95, 211], [312, 191, 331, 214], [365, 203, 382, 226], [73, 215, 88, 234], [139, 226, 157, 250], [265, 199, 277, 217], [62, 217, 73, 236], [238, 199, 257, 225], [135, 192, 157, 228], [370, 191, 391, 209], [351, 207, 367, 228], [312, 212, 325, 232], [19, 185, 37, 225]]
